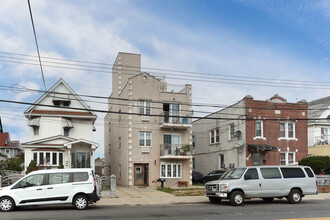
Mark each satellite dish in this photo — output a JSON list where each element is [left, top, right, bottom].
[[234, 130, 241, 138]]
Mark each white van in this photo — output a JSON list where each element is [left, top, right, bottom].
[[0, 169, 99, 211], [205, 166, 318, 206]]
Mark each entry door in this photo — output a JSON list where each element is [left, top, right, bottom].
[[134, 164, 149, 186]]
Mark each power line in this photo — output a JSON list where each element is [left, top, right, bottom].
[[27, 0, 47, 91], [2, 52, 330, 89], [1, 51, 330, 86]]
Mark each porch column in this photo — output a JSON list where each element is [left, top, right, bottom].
[[67, 144, 72, 168]]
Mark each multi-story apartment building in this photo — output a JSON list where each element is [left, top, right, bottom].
[[308, 96, 330, 156], [192, 94, 308, 175], [22, 79, 99, 171], [104, 52, 193, 187]]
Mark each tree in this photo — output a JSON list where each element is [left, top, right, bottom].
[[26, 160, 38, 174], [298, 156, 330, 174]]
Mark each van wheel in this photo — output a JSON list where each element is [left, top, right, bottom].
[[287, 189, 302, 204], [229, 191, 244, 206], [0, 197, 15, 212], [262, 197, 274, 203], [209, 197, 222, 203], [74, 195, 88, 210]]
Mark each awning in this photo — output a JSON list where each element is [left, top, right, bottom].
[[248, 144, 278, 151], [62, 118, 74, 128], [28, 117, 40, 127]]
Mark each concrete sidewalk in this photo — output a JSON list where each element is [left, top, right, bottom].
[[96, 186, 330, 207]]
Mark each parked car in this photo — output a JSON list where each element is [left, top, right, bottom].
[[192, 171, 204, 183], [0, 168, 99, 212], [205, 166, 318, 206], [202, 169, 226, 184]]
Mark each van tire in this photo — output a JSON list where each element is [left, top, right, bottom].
[[209, 197, 222, 203], [262, 197, 274, 203], [229, 191, 244, 206], [74, 195, 88, 210], [0, 197, 15, 212], [287, 189, 302, 204]]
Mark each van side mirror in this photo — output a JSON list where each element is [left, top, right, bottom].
[[244, 174, 252, 180]]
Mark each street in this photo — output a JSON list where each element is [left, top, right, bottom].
[[1, 199, 330, 220]]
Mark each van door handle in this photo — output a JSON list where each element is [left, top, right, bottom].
[[259, 183, 261, 187], [36, 188, 43, 191], [47, 187, 53, 190]]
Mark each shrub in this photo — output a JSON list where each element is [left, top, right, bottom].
[[298, 156, 330, 174], [26, 160, 38, 174]]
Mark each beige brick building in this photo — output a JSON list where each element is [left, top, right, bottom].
[[104, 52, 193, 187]]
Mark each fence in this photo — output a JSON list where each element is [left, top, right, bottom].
[[96, 174, 116, 198]]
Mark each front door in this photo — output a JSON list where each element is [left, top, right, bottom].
[[134, 164, 149, 186]]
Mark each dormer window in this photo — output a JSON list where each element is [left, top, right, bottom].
[[53, 100, 60, 106]]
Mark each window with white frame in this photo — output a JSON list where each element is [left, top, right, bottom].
[[160, 163, 182, 178], [229, 123, 235, 140], [280, 122, 295, 139], [33, 151, 63, 166], [255, 121, 263, 137], [280, 152, 295, 165], [33, 127, 39, 136], [139, 132, 151, 147], [139, 101, 151, 115], [210, 128, 220, 144]]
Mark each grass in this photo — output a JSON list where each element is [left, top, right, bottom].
[[157, 187, 204, 196]]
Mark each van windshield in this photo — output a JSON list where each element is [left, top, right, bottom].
[[220, 168, 246, 180]]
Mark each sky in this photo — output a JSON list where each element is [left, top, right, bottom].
[[1, 0, 330, 158]]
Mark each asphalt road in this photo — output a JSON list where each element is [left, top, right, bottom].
[[1, 199, 330, 220]]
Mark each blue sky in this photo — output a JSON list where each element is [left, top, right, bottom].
[[1, 0, 330, 158]]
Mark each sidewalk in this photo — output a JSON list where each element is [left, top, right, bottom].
[[97, 186, 330, 207]]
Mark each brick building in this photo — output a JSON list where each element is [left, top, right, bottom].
[[192, 94, 308, 174]]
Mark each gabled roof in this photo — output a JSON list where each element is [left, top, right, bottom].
[[24, 78, 96, 118], [22, 135, 76, 145], [308, 96, 330, 123]]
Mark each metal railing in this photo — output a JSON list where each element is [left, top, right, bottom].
[[160, 144, 190, 156], [160, 113, 191, 125]]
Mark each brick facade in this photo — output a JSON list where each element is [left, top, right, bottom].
[[244, 95, 308, 166]]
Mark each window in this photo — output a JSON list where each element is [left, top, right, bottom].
[[253, 153, 261, 166], [304, 168, 314, 177], [73, 172, 89, 182], [49, 173, 70, 184], [5, 149, 9, 155], [229, 123, 235, 140], [19, 174, 44, 188], [71, 152, 90, 168], [192, 135, 195, 148], [33, 127, 39, 136], [139, 132, 151, 147], [34, 151, 63, 166], [210, 128, 220, 144], [280, 168, 305, 178], [163, 134, 180, 155], [219, 154, 224, 169], [163, 103, 180, 124], [64, 128, 70, 136], [255, 121, 263, 137], [321, 128, 329, 144], [280, 152, 296, 165], [160, 163, 182, 178], [245, 168, 259, 180], [280, 122, 295, 139], [260, 168, 282, 179], [139, 101, 151, 115]]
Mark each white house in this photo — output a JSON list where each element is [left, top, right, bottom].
[[22, 79, 99, 171]]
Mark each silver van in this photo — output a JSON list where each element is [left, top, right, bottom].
[[205, 166, 318, 206]]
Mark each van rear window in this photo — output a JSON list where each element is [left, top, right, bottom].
[[280, 168, 305, 178], [304, 168, 314, 178], [73, 172, 89, 182], [260, 168, 282, 179]]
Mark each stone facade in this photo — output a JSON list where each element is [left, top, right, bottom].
[[104, 52, 192, 187]]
